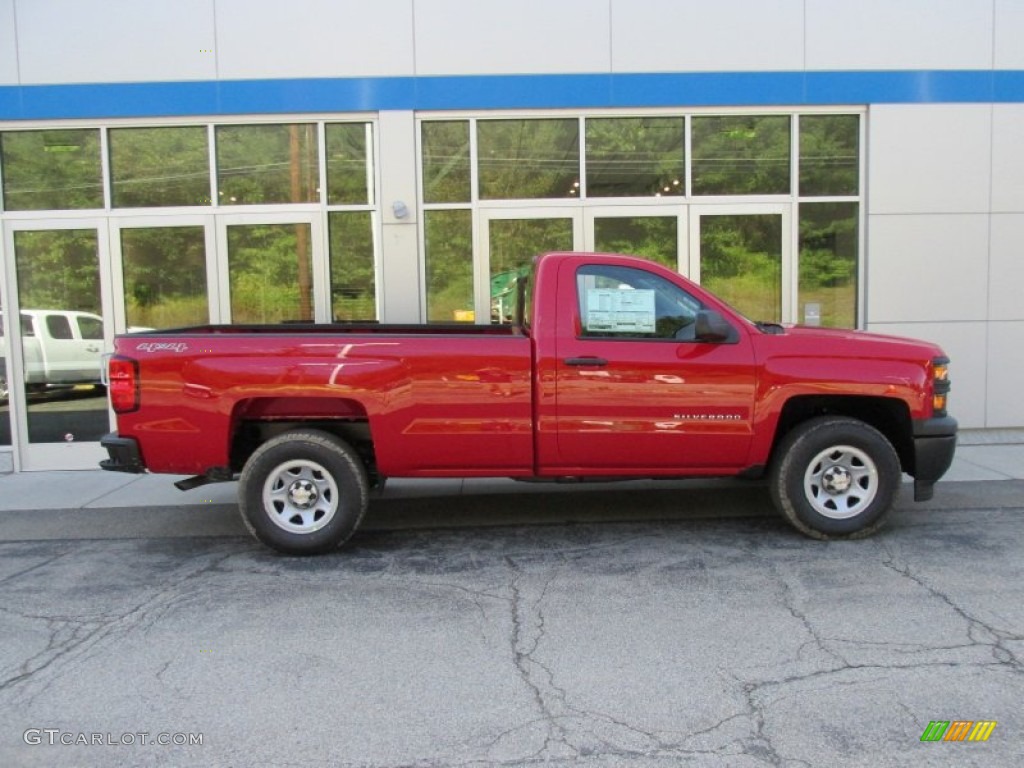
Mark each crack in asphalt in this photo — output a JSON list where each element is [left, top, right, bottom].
[[703, 534, 1024, 765], [487, 555, 766, 767], [0, 548, 237, 703], [879, 541, 1024, 675], [0, 548, 74, 587]]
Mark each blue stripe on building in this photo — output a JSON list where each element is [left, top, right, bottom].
[[0, 70, 1021, 121]]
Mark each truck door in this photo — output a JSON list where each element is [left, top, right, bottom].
[[548, 261, 757, 472]]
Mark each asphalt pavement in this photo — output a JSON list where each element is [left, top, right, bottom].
[[0, 429, 1021, 767]]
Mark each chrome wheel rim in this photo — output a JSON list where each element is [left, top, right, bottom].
[[263, 459, 339, 534], [803, 445, 878, 519]]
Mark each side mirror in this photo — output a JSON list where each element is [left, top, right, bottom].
[[694, 310, 733, 343]]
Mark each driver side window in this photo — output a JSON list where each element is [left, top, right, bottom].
[[576, 264, 704, 341]]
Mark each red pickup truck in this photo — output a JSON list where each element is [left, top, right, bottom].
[[101, 252, 956, 555]]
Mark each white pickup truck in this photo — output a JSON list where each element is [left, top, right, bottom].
[[1, 309, 134, 399]]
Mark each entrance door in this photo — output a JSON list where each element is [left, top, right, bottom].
[[4, 220, 114, 470], [689, 205, 792, 323], [478, 209, 582, 324], [216, 214, 326, 323]]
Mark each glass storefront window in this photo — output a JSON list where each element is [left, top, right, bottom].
[[425, 210, 474, 322], [593, 216, 678, 270], [216, 124, 319, 205], [488, 218, 573, 323], [227, 223, 314, 323], [799, 115, 860, 197], [15, 230, 101, 315], [326, 123, 372, 205], [699, 214, 783, 322], [1, 130, 103, 210], [121, 227, 209, 329], [478, 119, 579, 200], [110, 127, 210, 208], [328, 212, 376, 321], [586, 117, 685, 198], [422, 121, 471, 204], [799, 202, 858, 328], [691, 116, 790, 196]]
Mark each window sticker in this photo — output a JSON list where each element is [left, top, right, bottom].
[[586, 289, 656, 333]]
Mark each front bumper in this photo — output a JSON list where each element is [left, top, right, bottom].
[[100, 433, 145, 474], [911, 416, 958, 501]]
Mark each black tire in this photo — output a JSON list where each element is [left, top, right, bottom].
[[238, 429, 369, 555], [769, 416, 901, 540]]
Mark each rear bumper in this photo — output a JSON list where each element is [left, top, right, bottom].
[[100, 433, 146, 474], [911, 416, 958, 501]]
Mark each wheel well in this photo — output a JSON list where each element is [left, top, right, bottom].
[[231, 419, 378, 484], [228, 398, 378, 484], [771, 396, 914, 473]]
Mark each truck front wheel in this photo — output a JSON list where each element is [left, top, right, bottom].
[[238, 430, 369, 555], [770, 417, 901, 540]]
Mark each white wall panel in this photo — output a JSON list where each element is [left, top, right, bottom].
[[0, 0, 18, 85], [989, 215, 1024, 321], [16, 0, 216, 84], [866, 321, 987, 428], [611, 0, 803, 73], [867, 105, 991, 215], [414, 0, 609, 75], [995, 0, 1024, 68], [806, 0, 992, 70], [866, 214, 988, 323], [987, 322, 1024, 426], [991, 105, 1024, 213], [217, 0, 414, 79], [377, 112, 421, 323]]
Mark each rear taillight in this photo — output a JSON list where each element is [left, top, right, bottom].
[[931, 356, 950, 417], [108, 355, 140, 413]]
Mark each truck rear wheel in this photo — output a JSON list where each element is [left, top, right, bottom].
[[769, 416, 901, 540], [238, 430, 369, 555]]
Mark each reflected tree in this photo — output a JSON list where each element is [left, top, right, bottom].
[[1, 130, 103, 210], [110, 127, 210, 207], [329, 212, 376, 321], [692, 116, 790, 195], [121, 227, 208, 328], [586, 117, 685, 197], [800, 115, 859, 196], [425, 210, 474, 322], [799, 202, 858, 328], [594, 217, 677, 269], [228, 224, 313, 324], [15, 230, 100, 313], [700, 214, 782, 322]]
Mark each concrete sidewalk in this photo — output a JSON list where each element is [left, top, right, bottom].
[[0, 428, 1020, 515]]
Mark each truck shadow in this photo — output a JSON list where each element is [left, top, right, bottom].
[[361, 481, 778, 536]]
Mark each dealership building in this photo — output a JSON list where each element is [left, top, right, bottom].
[[0, 0, 1022, 472]]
